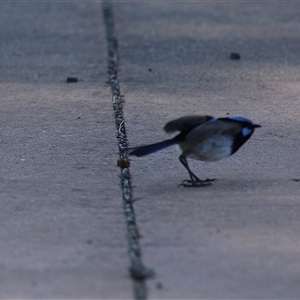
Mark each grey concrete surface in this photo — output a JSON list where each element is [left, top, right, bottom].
[[115, 2, 300, 299], [2, 1, 300, 299], [0, 2, 132, 299]]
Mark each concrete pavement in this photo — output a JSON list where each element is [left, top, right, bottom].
[[1, 1, 300, 299], [115, 2, 300, 299], [1, 2, 131, 299]]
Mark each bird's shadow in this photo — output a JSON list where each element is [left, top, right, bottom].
[[135, 176, 298, 200]]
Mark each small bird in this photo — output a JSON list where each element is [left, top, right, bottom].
[[129, 115, 261, 187]]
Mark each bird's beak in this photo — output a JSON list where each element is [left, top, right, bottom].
[[253, 124, 261, 128]]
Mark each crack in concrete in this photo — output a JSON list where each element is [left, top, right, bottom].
[[102, 1, 154, 299]]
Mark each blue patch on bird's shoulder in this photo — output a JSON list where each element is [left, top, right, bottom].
[[208, 117, 218, 123], [229, 116, 254, 125], [242, 127, 253, 136]]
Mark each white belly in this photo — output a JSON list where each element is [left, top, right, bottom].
[[180, 135, 233, 162]]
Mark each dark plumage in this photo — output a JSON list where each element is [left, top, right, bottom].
[[129, 115, 261, 187]]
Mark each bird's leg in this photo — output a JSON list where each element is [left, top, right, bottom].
[[178, 154, 217, 187]]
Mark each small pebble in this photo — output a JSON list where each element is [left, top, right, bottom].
[[156, 282, 163, 289], [67, 77, 78, 83], [117, 158, 130, 168], [230, 52, 241, 60]]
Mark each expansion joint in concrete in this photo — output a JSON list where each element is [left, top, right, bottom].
[[102, 1, 154, 299]]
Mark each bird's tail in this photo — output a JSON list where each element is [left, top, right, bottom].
[[129, 138, 178, 157]]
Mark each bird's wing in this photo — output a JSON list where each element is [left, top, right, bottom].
[[164, 115, 213, 133], [185, 119, 242, 145]]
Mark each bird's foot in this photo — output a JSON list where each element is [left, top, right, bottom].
[[178, 178, 218, 188]]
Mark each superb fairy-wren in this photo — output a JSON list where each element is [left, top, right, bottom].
[[129, 115, 261, 187]]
